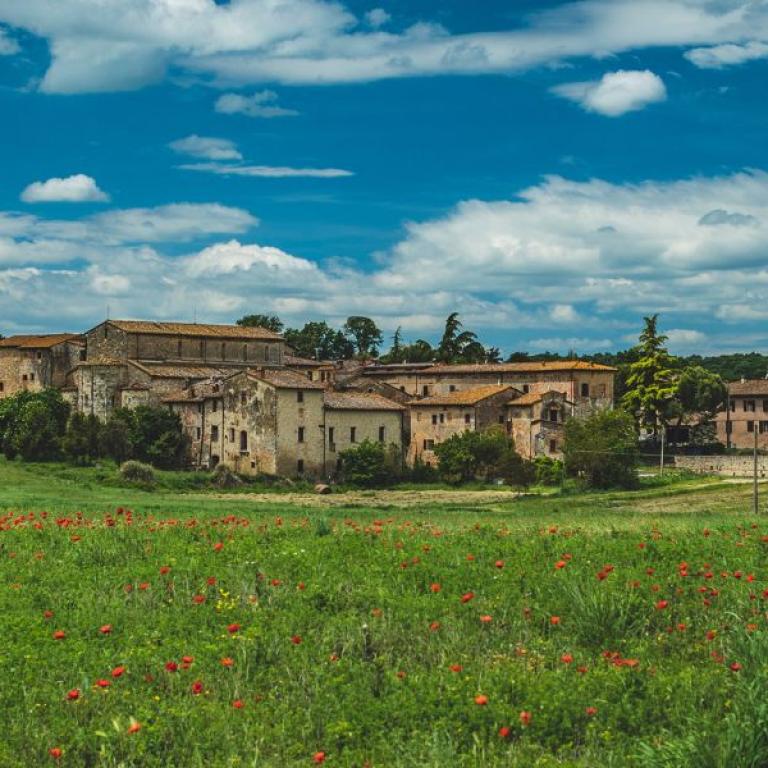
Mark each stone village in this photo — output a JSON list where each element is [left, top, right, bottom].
[[1, 318, 620, 478]]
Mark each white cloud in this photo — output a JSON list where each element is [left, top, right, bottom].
[[0, 27, 19, 55], [685, 40, 768, 69], [365, 8, 391, 29], [183, 240, 321, 279], [552, 70, 667, 117], [665, 328, 708, 350], [21, 174, 110, 203], [529, 337, 613, 352], [178, 162, 354, 178], [90, 270, 131, 295], [214, 91, 299, 118], [3, 1, 768, 93], [169, 135, 242, 161]]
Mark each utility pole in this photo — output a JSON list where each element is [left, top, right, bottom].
[[754, 423, 759, 515], [659, 424, 665, 477]]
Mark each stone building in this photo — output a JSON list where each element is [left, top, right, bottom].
[[358, 360, 615, 413], [324, 391, 406, 474], [284, 354, 337, 387], [507, 390, 571, 459], [408, 385, 520, 466], [0, 334, 84, 397], [714, 379, 768, 450]]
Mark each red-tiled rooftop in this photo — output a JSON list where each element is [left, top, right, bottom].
[[102, 319, 283, 341], [324, 392, 405, 411], [0, 333, 83, 349], [409, 384, 520, 407]]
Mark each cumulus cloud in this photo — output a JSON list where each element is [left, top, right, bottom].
[[665, 328, 708, 349], [685, 40, 768, 69], [5, 171, 768, 352], [169, 135, 242, 161], [698, 209, 758, 226], [2, 1, 768, 93], [21, 174, 110, 203], [177, 162, 354, 179], [552, 70, 667, 116], [214, 91, 299, 118]]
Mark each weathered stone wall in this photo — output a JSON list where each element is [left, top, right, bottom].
[[674, 455, 768, 477], [73, 364, 128, 421], [275, 388, 325, 478], [85, 323, 129, 361], [714, 395, 768, 451], [325, 409, 404, 474]]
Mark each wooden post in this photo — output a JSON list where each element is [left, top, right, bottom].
[[754, 424, 759, 515], [660, 425, 665, 477]]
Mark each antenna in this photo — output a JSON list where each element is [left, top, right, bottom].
[[106, 304, 111, 319]]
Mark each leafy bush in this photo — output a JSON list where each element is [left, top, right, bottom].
[[0, 389, 70, 461], [119, 460, 156, 485], [62, 413, 102, 465], [533, 455, 563, 486], [110, 406, 187, 470], [339, 440, 401, 488], [563, 408, 639, 489], [210, 464, 243, 488], [99, 415, 133, 464]]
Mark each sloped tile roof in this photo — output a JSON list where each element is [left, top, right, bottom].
[[728, 380, 768, 396], [0, 333, 83, 349], [324, 392, 405, 411], [247, 368, 326, 390], [421, 361, 616, 374], [409, 384, 519, 407], [104, 319, 282, 341]]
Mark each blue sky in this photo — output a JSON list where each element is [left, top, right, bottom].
[[1, 0, 768, 356]]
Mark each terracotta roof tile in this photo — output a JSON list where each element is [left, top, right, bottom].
[[420, 361, 617, 374], [0, 333, 83, 349], [728, 380, 768, 396], [409, 384, 519, 407], [247, 368, 326, 390], [324, 392, 405, 411], [105, 319, 283, 341], [508, 390, 569, 406], [130, 361, 228, 379]]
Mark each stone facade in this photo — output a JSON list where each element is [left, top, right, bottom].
[[674, 455, 768, 478], [0, 334, 83, 397], [408, 385, 520, 466], [714, 380, 768, 450], [507, 390, 571, 459]]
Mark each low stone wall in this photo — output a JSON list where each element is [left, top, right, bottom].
[[674, 455, 768, 477]]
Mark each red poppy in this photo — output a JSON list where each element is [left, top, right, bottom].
[[220, 657, 234, 667], [227, 623, 241, 634], [138, 582, 150, 591], [585, 706, 598, 716], [207, 576, 217, 586], [430, 583, 441, 593], [449, 664, 463, 673], [112, 666, 126, 678], [498, 726, 511, 739], [43, 610, 54, 619], [182, 655, 194, 664], [550, 616, 561, 626], [213, 542, 224, 552], [291, 635, 302, 645], [655, 600, 669, 610], [429, 621, 441, 632], [191, 680, 204, 695], [297, 582, 306, 591], [312, 753, 326, 764], [460, 592, 474, 603], [232, 699, 244, 709], [396, 670, 406, 679], [159, 566, 171, 575], [165, 661, 178, 672], [706, 630, 717, 641], [192, 594, 206, 604], [730, 662, 743, 672], [53, 630, 66, 640], [49, 748, 63, 760], [127, 722, 141, 734], [99, 624, 112, 635], [95, 679, 110, 688], [555, 560, 567, 570], [480, 615, 493, 624], [66, 689, 80, 701], [474, 694, 488, 706], [371, 608, 383, 618], [519, 711, 531, 726], [561, 653, 573, 664], [495, 560, 504, 569]]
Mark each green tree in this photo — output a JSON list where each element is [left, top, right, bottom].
[[380, 327, 404, 363], [99, 414, 134, 464], [674, 365, 727, 422], [437, 312, 480, 363], [339, 440, 400, 487], [622, 315, 679, 437], [486, 346, 502, 363], [284, 322, 355, 360], [3, 390, 70, 461], [236, 314, 284, 333], [62, 412, 103, 465], [433, 427, 520, 485], [563, 409, 639, 489], [400, 339, 434, 363], [110, 406, 186, 470], [343, 316, 383, 358]]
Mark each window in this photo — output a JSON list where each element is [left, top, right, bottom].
[[400, 386, 406, 392], [745, 400, 756, 412], [177, 340, 182, 358], [196, 427, 201, 440], [241, 391, 247, 406], [211, 400, 218, 413], [549, 409, 559, 423], [730, 399, 736, 411], [422, 385, 429, 396], [378, 426, 385, 443], [221, 342, 226, 359], [0, 382, 4, 392], [760, 422, 768, 434], [197, 403, 203, 414], [763, 400, 768, 412], [439, 413, 445, 424], [449, 385, 456, 392], [297, 459, 304, 474], [298, 427, 305, 443], [549, 439, 558, 453], [498, 416, 504, 424], [328, 427, 335, 445], [464, 413, 471, 425], [523, 384, 530, 393], [747, 421, 755, 433], [350, 426, 357, 443], [580, 382, 590, 397], [431, 414, 438, 425], [240, 431, 248, 451], [36, 351, 42, 361], [423, 439, 435, 450], [297, 390, 304, 403], [264, 346, 270, 362], [307, 371, 313, 380], [242, 344, 248, 361], [199, 340, 204, 357], [229, 428, 235, 443], [211, 425, 219, 441], [22, 374, 27, 382], [725, 421, 732, 434]]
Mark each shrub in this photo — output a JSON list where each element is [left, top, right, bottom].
[[2, 389, 70, 461], [119, 460, 156, 485], [62, 413, 102, 465], [339, 440, 399, 488], [533, 456, 563, 486], [111, 406, 187, 469], [210, 464, 243, 488], [99, 415, 133, 464], [433, 427, 525, 485], [563, 408, 639, 489]]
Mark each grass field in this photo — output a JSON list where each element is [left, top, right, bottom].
[[2, 459, 768, 767]]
